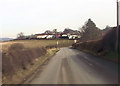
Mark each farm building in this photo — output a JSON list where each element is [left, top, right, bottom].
[[36, 34, 48, 39], [59, 34, 69, 39], [35, 33, 81, 40], [35, 33, 59, 39], [46, 35, 54, 39], [68, 34, 81, 39]]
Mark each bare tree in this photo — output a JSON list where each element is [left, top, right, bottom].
[[17, 32, 25, 39]]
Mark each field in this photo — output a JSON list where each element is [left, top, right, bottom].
[[1, 39, 74, 51]]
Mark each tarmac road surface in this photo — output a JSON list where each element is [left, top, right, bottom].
[[26, 47, 118, 84]]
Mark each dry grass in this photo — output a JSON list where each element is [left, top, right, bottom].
[[2, 47, 58, 84], [2, 43, 47, 77], [1, 41, 24, 51], [1, 40, 74, 51]]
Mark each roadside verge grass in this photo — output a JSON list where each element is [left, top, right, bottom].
[[2, 47, 58, 84]]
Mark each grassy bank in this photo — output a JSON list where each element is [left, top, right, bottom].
[[3, 47, 58, 84], [2, 39, 74, 84]]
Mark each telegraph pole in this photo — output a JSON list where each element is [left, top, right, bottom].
[[117, 0, 119, 26], [116, 0, 119, 53], [55, 29, 58, 49], [117, 1, 120, 84], [116, 0, 120, 67]]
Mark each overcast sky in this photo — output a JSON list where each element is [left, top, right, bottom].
[[0, 0, 120, 38]]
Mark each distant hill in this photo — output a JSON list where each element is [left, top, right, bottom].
[[0, 38, 13, 42]]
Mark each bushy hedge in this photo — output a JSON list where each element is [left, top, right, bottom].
[[73, 26, 120, 55]]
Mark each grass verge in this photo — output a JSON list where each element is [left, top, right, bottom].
[[2, 48, 59, 84], [74, 45, 119, 64]]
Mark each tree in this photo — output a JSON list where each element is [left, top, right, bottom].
[[101, 25, 112, 36], [53, 29, 57, 34], [80, 19, 101, 41], [44, 30, 52, 34], [17, 32, 25, 39], [104, 25, 112, 32]]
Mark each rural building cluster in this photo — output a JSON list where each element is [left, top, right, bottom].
[[17, 28, 81, 40], [35, 33, 81, 39], [35, 28, 81, 39]]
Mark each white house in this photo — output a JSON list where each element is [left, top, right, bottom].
[[36, 34, 47, 39], [36, 34, 54, 39], [68, 34, 81, 39], [46, 35, 53, 39]]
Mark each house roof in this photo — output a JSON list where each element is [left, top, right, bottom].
[[35, 33, 61, 36], [35, 33, 53, 36]]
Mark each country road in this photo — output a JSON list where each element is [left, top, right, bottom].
[[25, 47, 118, 84]]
